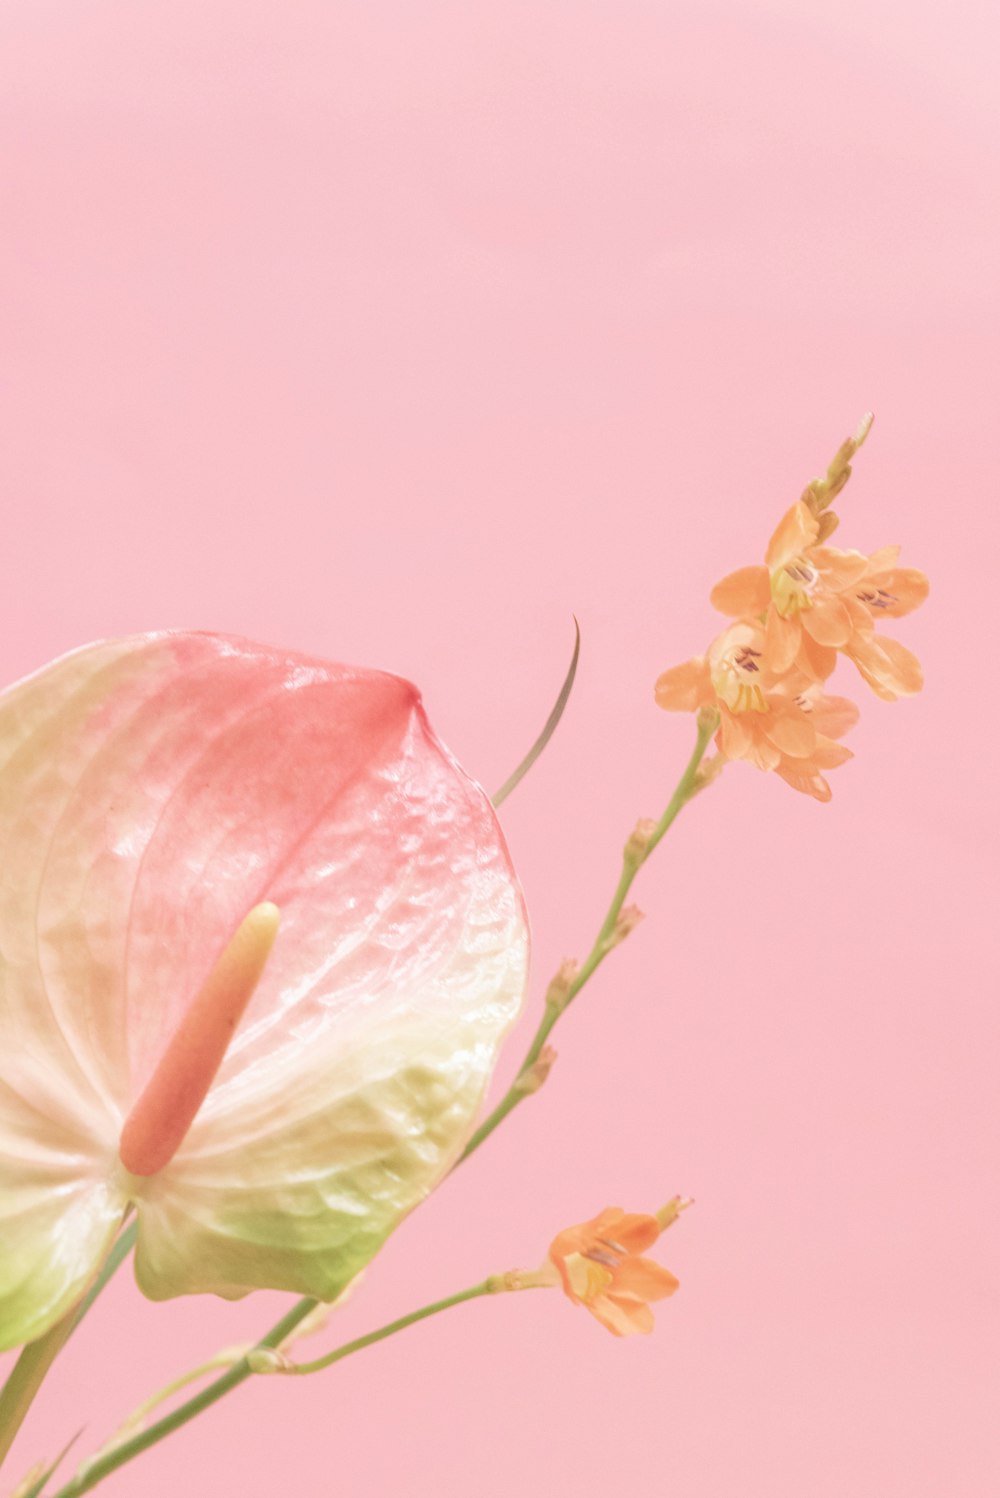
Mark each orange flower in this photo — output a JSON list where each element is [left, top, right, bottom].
[[842, 546, 929, 700], [655, 418, 928, 800], [708, 420, 928, 696], [710, 502, 928, 697], [655, 621, 858, 798], [547, 1200, 687, 1337]]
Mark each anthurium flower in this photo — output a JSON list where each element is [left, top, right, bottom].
[[0, 632, 528, 1352], [545, 1199, 687, 1337]]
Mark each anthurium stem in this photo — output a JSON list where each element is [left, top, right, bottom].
[[460, 712, 717, 1161], [0, 1317, 76, 1471], [46, 1297, 318, 1498], [0, 1218, 138, 1469], [48, 1274, 538, 1498]]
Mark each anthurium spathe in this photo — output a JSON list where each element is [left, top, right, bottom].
[[0, 632, 528, 1352]]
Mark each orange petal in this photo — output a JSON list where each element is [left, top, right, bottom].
[[709, 566, 770, 617], [811, 737, 854, 770], [811, 547, 870, 590], [867, 545, 900, 571], [843, 594, 873, 631], [655, 657, 713, 712], [591, 1294, 655, 1337], [765, 501, 819, 567], [613, 1257, 680, 1302], [859, 566, 929, 618], [717, 707, 753, 760], [846, 633, 924, 700], [801, 594, 852, 647], [763, 712, 816, 757], [764, 606, 801, 674], [806, 694, 859, 739], [796, 630, 837, 683], [596, 1210, 661, 1255], [775, 761, 833, 801]]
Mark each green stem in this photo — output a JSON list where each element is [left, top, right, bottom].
[[0, 1317, 76, 1472], [48, 1298, 318, 1498], [70, 1221, 138, 1330], [267, 1277, 508, 1377], [0, 1219, 138, 1470], [460, 714, 716, 1160]]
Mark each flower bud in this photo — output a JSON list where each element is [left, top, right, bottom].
[[606, 904, 644, 949], [514, 1045, 557, 1096], [625, 817, 658, 865], [545, 958, 579, 1013], [692, 754, 726, 794], [656, 1194, 694, 1230]]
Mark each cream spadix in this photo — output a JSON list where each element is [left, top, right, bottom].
[[0, 633, 528, 1352]]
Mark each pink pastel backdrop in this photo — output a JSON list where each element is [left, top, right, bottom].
[[1, 2, 997, 1495]]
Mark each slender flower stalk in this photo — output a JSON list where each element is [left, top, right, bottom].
[[460, 709, 718, 1160], [0, 1220, 136, 1468], [246, 1278, 523, 1378]]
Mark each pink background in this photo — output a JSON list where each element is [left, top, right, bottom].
[[1, 2, 997, 1495]]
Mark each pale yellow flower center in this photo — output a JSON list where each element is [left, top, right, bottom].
[[712, 643, 767, 715], [564, 1248, 617, 1302], [771, 557, 817, 617]]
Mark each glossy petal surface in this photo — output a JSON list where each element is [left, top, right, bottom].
[[0, 633, 527, 1339]]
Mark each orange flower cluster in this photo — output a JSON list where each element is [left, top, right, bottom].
[[655, 416, 928, 800]]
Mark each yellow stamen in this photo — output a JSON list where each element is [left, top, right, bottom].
[[564, 1252, 613, 1303], [771, 560, 816, 617]]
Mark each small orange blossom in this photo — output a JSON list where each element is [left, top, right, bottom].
[[546, 1198, 689, 1337]]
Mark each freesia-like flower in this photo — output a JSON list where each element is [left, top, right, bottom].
[[654, 621, 859, 800], [656, 418, 927, 797], [708, 416, 928, 694], [0, 632, 528, 1352], [545, 1199, 687, 1337], [710, 502, 927, 694]]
